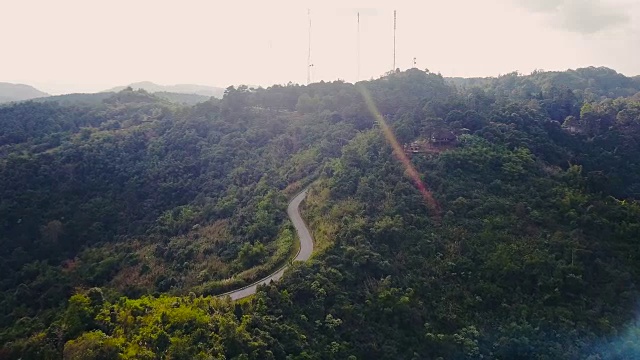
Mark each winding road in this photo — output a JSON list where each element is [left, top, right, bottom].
[[217, 189, 314, 300]]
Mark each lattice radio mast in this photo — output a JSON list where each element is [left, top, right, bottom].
[[357, 12, 360, 82], [307, 9, 314, 85], [393, 10, 397, 71]]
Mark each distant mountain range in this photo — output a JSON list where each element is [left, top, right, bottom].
[[105, 81, 225, 98], [5, 68, 637, 107], [0, 83, 49, 103], [0, 81, 224, 106]]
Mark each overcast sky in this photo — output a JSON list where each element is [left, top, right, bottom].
[[1, 0, 639, 94]]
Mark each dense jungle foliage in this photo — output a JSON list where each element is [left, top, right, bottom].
[[2, 67, 640, 359]]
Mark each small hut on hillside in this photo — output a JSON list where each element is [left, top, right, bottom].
[[404, 140, 427, 154], [430, 130, 457, 145]]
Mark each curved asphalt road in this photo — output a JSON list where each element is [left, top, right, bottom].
[[217, 189, 313, 300]]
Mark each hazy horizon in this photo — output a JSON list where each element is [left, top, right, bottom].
[[2, 0, 639, 95]]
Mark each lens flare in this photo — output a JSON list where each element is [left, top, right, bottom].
[[357, 85, 442, 218]]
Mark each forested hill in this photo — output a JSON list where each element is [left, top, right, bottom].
[[2, 68, 640, 359]]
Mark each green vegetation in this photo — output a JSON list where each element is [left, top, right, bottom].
[[2, 67, 640, 359]]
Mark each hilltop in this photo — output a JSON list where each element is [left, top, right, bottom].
[[447, 66, 640, 100], [30, 91, 210, 106]]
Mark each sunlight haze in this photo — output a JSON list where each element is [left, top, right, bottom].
[[1, 0, 638, 94]]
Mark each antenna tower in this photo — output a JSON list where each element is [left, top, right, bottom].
[[393, 10, 397, 71], [357, 12, 360, 82], [307, 9, 313, 85]]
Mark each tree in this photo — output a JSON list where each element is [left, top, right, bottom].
[[63, 331, 121, 360], [63, 294, 95, 340], [41, 220, 63, 244]]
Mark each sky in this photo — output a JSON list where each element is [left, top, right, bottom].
[[1, 0, 639, 94]]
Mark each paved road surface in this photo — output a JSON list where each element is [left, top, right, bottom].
[[217, 189, 313, 300]]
